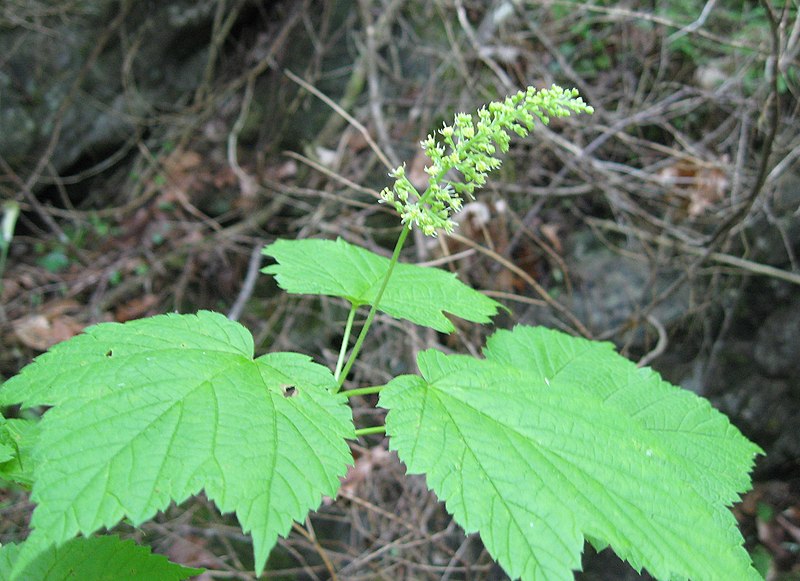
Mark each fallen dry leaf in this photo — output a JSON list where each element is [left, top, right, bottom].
[[657, 159, 729, 218], [163, 535, 218, 581], [331, 445, 393, 503], [114, 294, 159, 322], [540, 223, 563, 254], [163, 149, 202, 175], [13, 313, 84, 351]]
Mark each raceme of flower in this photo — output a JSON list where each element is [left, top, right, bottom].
[[379, 85, 593, 236]]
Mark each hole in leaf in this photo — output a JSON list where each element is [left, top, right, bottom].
[[105, 350, 113, 357], [281, 384, 297, 398]]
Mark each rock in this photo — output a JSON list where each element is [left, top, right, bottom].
[[0, 1, 219, 174], [564, 230, 689, 334], [754, 300, 800, 377], [715, 374, 800, 477]]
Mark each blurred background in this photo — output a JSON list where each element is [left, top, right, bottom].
[[1, 0, 798, 578]]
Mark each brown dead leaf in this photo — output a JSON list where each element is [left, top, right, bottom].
[[163, 149, 202, 175], [159, 148, 219, 207], [163, 535, 219, 577], [333, 445, 393, 502], [657, 160, 729, 218], [688, 166, 728, 217], [41, 298, 82, 317], [114, 294, 159, 322], [14, 313, 84, 351], [1, 277, 20, 303], [13, 299, 85, 350], [212, 165, 237, 189], [539, 223, 563, 254]]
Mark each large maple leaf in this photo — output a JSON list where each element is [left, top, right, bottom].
[[0, 311, 354, 577]]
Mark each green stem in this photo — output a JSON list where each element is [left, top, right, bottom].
[[0, 244, 8, 294], [336, 225, 412, 390], [0, 202, 20, 294], [354, 425, 386, 437], [334, 305, 358, 381], [334, 179, 446, 390], [342, 385, 385, 398]]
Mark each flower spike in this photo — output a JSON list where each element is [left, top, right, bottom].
[[379, 85, 593, 236]]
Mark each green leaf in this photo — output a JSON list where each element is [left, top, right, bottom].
[[0, 417, 39, 487], [262, 237, 501, 332], [0, 441, 12, 464], [0, 417, 14, 464], [380, 325, 762, 581], [0, 311, 354, 577], [0, 536, 203, 580]]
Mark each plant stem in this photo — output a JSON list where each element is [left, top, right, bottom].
[[0, 202, 20, 294], [342, 385, 385, 398], [354, 425, 386, 437], [334, 306, 358, 381], [336, 225, 411, 390]]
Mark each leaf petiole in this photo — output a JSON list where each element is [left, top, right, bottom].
[[353, 425, 386, 437], [334, 305, 358, 381], [336, 224, 411, 389], [341, 385, 385, 398], [334, 180, 442, 390]]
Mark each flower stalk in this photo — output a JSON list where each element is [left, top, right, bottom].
[[336, 86, 592, 387]]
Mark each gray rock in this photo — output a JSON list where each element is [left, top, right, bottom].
[[754, 301, 800, 377], [564, 230, 689, 334], [0, 0, 219, 174]]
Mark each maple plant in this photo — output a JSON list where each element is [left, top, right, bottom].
[[0, 87, 762, 580]]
